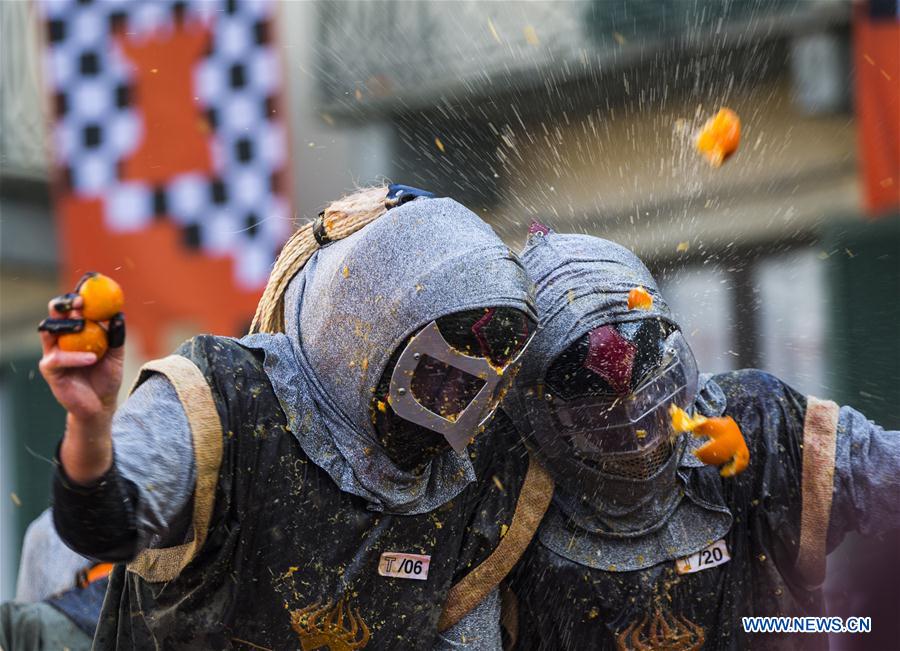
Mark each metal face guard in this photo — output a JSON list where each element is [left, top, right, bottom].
[[533, 330, 699, 459], [388, 320, 530, 453]]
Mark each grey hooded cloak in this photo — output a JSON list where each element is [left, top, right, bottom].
[[505, 229, 900, 651], [51, 197, 547, 650]]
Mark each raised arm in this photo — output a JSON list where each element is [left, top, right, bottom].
[[40, 297, 195, 561], [828, 404, 900, 547]]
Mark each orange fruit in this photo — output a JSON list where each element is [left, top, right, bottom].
[[669, 404, 750, 477], [693, 416, 750, 477], [627, 286, 653, 310], [669, 404, 702, 433], [59, 320, 109, 359], [78, 273, 124, 321], [696, 108, 741, 167]]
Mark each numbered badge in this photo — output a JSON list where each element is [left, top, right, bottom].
[[675, 539, 731, 575], [378, 552, 430, 581]]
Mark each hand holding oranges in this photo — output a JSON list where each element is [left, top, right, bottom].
[[39, 272, 125, 360], [38, 271, 125, 424], [38, 273, 125, 483]]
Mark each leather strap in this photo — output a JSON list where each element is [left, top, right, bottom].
[[438, 455, 553, 632]]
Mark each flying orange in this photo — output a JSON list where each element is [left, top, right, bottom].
[[696, 108, 741, 167], [669, 404, 750, 477], [627, 286, 654, 310]]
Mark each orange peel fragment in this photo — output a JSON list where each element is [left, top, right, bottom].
[[627, 286, 653, 310], [695, 108, 741, 167], [669, 404, 750, 477]]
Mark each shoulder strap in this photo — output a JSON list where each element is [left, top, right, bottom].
[[437, 455, 553, 632], [125, 355, 224, 583], [795, 395, 839, 589]]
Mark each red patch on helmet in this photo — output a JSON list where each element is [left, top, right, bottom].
[[471, 307, 496, 359], [584, 325, 636, 395]]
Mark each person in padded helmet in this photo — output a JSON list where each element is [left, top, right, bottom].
[[501, 223, 900, 651], [40, 186, 553, 650]]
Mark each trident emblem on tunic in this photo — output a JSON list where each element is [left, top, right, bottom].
[[616, 608, 706, 651], [290, 598, 371, 651]]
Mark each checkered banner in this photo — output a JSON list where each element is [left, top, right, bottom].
[[37, 0, 293, 356]]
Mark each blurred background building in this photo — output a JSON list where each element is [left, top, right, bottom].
[[2, 1, 898, 642]]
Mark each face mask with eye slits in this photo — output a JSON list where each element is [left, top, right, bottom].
[[388, 317, 535, 453]]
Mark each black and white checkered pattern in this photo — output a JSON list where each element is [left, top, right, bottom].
[[39, 0, 290, 288]]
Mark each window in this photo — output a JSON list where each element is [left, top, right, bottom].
[[659, 265, 736, 375], [756, 249, 828, 396], [659, 244, 829, 394]]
